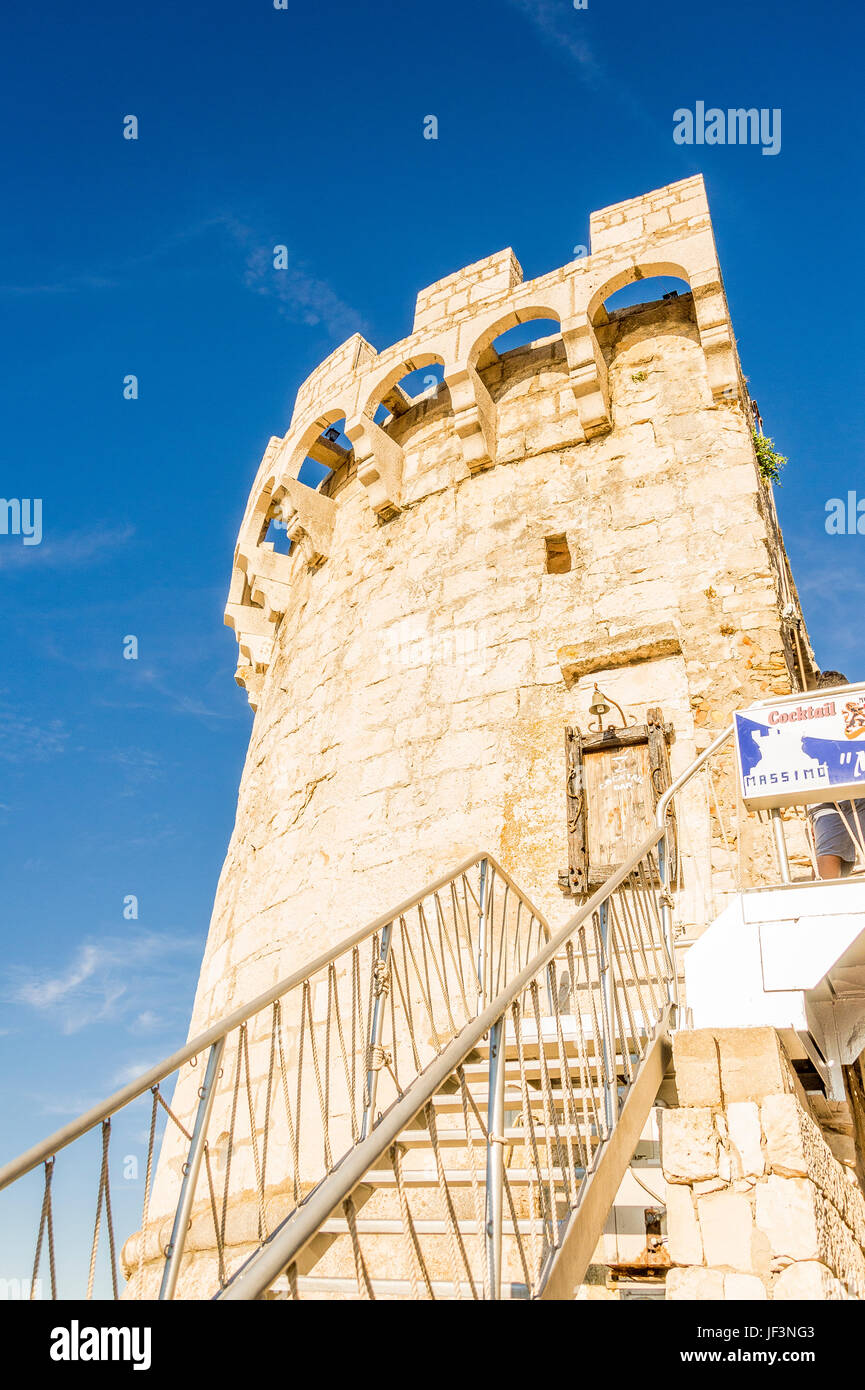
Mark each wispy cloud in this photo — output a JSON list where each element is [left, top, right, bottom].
[[129, 1010, 163, 1035], [15, 944, 112, 1009], [503, 0, 654, 124], [6, 932, 200, 1035], [0, 213, 365, 341], [105, 665, 238, 723], [0, 704, 67, 763], [242, 243, 365, 338], [0, 524, 134, 572], [505, 0, 599, 78], [0, 273, 119, 296], [111, 1056, 163, 1087], [783, 530, 865, 678], [216, 209, 365, 337], [98, 747, 163, 797], [0, 218, 225, 299]]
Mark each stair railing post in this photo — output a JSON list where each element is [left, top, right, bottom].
[[476, 858, 489, 1015], [159, 1035, 226, 1300], [770, 807, 792, 884], [656, 830, 680, 1014], [597, 900, 618, 1137], [484, 1014, 506, 1299], [361, 922, 394, 1141]]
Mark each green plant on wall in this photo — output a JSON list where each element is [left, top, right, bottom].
[[752, 430, 787, 486]]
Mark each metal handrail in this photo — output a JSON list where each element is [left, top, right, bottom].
[[0, 850, 549, 1194], [218, 744, 735, 1299], [3, 725, 736, 1300], [655, 724, 734, 829], [218, 722, 737, 1300], [218, 823, 675, 1299]]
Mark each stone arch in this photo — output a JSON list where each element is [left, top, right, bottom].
[[437, 306, 567, 474], [358, 353, 447, 426], [601, 273, 692, 318], [586, 255, 738, 404], [467, 304, 564, 371], [244, 473, 281, 551], [278, 404, 355, 490], [587, 259, 694, 326]]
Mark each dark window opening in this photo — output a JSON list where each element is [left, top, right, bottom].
[[545, 534, 571, 574]]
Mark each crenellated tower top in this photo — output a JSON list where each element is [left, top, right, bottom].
[[226, 175, 746, 707]]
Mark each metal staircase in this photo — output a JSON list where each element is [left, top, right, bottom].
[[0, 732, 731, 1301], [241, 1017, 671, 1301]]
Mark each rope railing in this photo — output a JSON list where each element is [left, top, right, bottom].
[[1, 852, 549, 1301], [216, 727, 737, 1301], [12, 717, 863, 1302], [217, 818, 681, 1301]]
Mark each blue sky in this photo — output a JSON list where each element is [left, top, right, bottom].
[[1, 0, 863, 1292]]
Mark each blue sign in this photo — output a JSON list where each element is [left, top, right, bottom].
[[735, 684, 865, 809]]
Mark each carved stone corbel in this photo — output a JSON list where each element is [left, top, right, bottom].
[[344, 414, 404, 520], [691, 277, 740, 403], [224, 602, 275, 641], [560, 315, 611, 437], [444, 362, 497, 472], [277, 478, 336, 569]]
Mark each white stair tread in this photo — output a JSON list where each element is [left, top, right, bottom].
[[460, 1058, 627, 1079], [397, 1124, 594, 1146], [431, 1088, 613, 1111], [317, 1217, 553, 1236], [361, 1167, 586, 1186], [283, 1274, 530, 1299]]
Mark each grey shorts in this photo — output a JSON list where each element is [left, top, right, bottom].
[[811, 801, 865, 862]]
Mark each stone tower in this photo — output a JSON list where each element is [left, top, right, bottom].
[[130, 174, 815, 1295]]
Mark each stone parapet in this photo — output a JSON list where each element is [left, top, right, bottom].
[[227, 175, 752, 706]]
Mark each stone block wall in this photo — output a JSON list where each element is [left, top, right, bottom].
[[412, 249, 524, 333], [135, 179, 817, 1298], [588, 174, 711, 253], [662, 1028, 865, 1300]]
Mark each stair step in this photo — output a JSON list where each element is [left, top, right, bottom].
[[460, 1058, 629, 1081], [430, 1093, 525, 1114], [317, 1217, 551, 1236], [430, 1089, 614, 1114], [361, 1167, 586, 1187], [396, 1125, 593, 1147], [465, 1017, 647, 1061], [281, 1274, 530, 1299], [472, 1040, 639, 1063]]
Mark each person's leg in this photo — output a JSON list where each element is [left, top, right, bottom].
[[817, 854, 843, 880], [814, 811, 856, 880]]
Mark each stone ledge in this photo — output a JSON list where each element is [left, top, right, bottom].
[[557, 625, 681, 686]]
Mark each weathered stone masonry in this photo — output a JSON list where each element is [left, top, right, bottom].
[[663, 1028, 865, 1300], [130, 175, 816, 1296]]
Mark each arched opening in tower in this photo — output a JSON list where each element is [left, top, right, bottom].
[[600, 275, 691, 317], [488, 318, 562, 356], [372, 362, 446, 426], [263, 419, 353, 552]]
